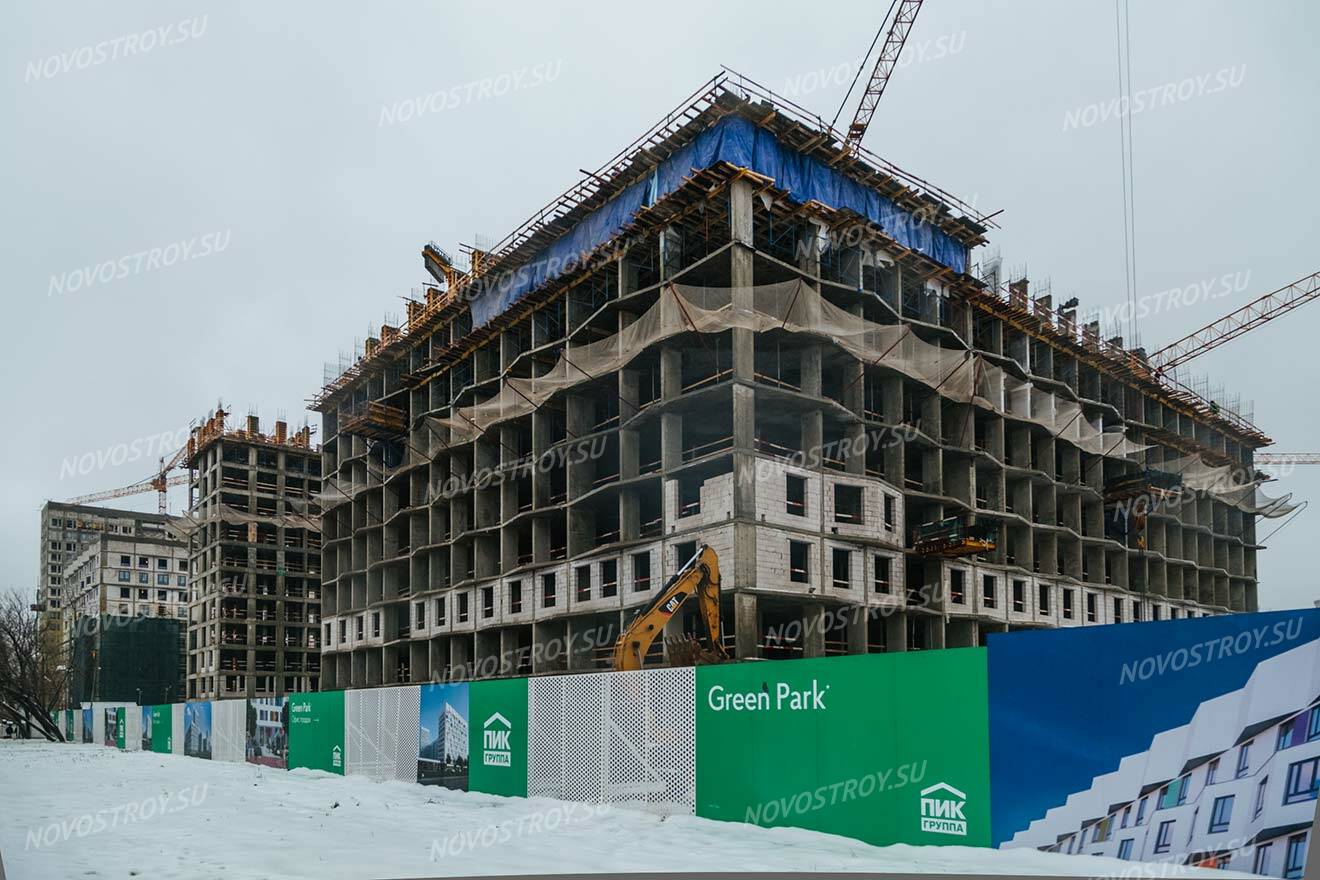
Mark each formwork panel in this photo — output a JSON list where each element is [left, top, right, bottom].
[[345, 686, 420, 782], [528, 668, 695, 814], [212, 699, 247, 763]]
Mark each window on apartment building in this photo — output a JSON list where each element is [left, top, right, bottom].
[[786, 475, 806, 516], [834, 485, 863, 524], [119, 587, 130, 599], [1284, 833, 1308, 879], [1086, 593, 1097, 622], [576, 565, 592, 602], [156, 574, 169, 585], [601, 560, 618, 598], [949, 569, 965, 604], [435, 597, 446, 626], [789, 541, 810, 584], [508, 580, 522, 613], [1310, 706, 1320, 740], [1038, 583, 1051, 614], [1153, 820, 1175, 854], [138, 556, 148, 568], [675, 541, 697, 569], [831, 549, 851, 589], [356, 617, 364, 640], [1152, 604, 1162, 621], [1206, 758, 1219, 784], [138, 572, 149, 585], [1238, 742, 1252, 778], [677, 479, 700, 518], [324, 623, 332, 645], [1113, 597, 1123, 623], [1117, 839, 1133, 861], [339, 620, 347, 643], [138, 589, 148, 600], [117, 570, 130, 582], [1207, 795, 1234, 833], [481, 586, 494, 618], [1171, 607, 1180, 619], [1012, 580, 1025, 612], [457, 594, 469, 623], [157, 590, 168, 602], [371, 612, 381, 637], [178, 575, 186, 586], [157, 558, 168, 569], [119, 554, 130, 566], [541, 573, 556, 608], [981, 575, 996, 609], [883, 495, 895, 531], [1284, 758, 1320, 804], [1255, 776, 1269, 817], [179, 559, 188, 571], [414, 601, 425, 629], [874, 556, 891, 594], [1135, 796, 1148, 826], [1120, 805, 1132, 828], [633, 553, 651, 592], [1254, 843, 1272, 876]]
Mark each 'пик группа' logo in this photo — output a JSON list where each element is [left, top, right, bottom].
[[919, 782, 967, 836], [482, 712, 512, 767]]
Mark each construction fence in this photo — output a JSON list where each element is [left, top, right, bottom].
[[52, 608, 1320, 876]]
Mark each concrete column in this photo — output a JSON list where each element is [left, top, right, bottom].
[[733, 591, 759, 660], [884, 610, 908, 652], [803, 604, 826, 658], [499, 628, 520, 675], [846, 605, 868, 654], [661, 412, 683, 471]]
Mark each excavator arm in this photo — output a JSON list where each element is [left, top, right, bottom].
[[612, 544, 725, 671]]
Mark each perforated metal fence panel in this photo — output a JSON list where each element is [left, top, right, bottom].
[[528, 668, 695, 815], [124, 708, 141, 751], [171, 704, 185, 755], [345, 686, 420, 782], [212, 699, 247, 763]]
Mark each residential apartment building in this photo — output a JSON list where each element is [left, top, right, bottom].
[[311, 76, 1279, 690], [185, 408, 322, 700], [1004, 638, 1319, 877], [36, 502, 180, 659]]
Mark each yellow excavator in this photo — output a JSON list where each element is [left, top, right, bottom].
[[611, 544, 729, 671]]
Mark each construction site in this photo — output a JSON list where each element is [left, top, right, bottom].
[[308, 63, 1305, 691]]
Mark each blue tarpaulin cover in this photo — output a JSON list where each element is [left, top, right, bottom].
[[470, 115, 968, 327]]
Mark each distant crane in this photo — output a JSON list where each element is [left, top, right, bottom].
[[1150, 269, 1320, 374], [66, 442, 192, 514], [837, 0, 926, 153]]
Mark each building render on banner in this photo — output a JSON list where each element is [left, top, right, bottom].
[[308, 73, 1286, 688], [1003, 639, 1320, 877]]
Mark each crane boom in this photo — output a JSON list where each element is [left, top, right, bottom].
[[845, 0, 925, 152], [1150, 269, 1320, 373], [1256, 454, 1320, 466], [67, 473, 188, 505]]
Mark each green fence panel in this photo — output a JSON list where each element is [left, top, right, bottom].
[[150, 705, 172, 753], [289, 691, 344, 775], [468, 677, 528, 797], [695, 650, 991, 847]]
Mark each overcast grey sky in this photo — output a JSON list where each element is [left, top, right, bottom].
[[4, 0, 1316, 609]]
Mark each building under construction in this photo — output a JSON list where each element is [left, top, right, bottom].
[[311, 73, 1289, 690], [184, 408, 322, 699]]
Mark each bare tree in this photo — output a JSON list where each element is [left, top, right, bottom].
[[0, 590, 67, 741]]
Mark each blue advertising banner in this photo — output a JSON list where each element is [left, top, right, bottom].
[[989, 609, 1320, 876]]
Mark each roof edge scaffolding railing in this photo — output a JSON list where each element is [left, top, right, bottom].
[[310, 68, 996, 411], [1150, 269, 1320, 373]]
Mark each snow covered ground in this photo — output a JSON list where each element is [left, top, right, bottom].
[[0, 741, 1254, 879]]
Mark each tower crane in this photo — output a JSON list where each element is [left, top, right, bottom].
[[838, 0, 926, 153], [65, 441, 192, 514], [1149, 269, 1320, 374]]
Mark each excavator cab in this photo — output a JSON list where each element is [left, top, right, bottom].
[[611, 544, 728, 671]]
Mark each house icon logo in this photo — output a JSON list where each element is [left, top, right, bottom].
[[482, 712, 512, 768], [919, 782, 967, 836]]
